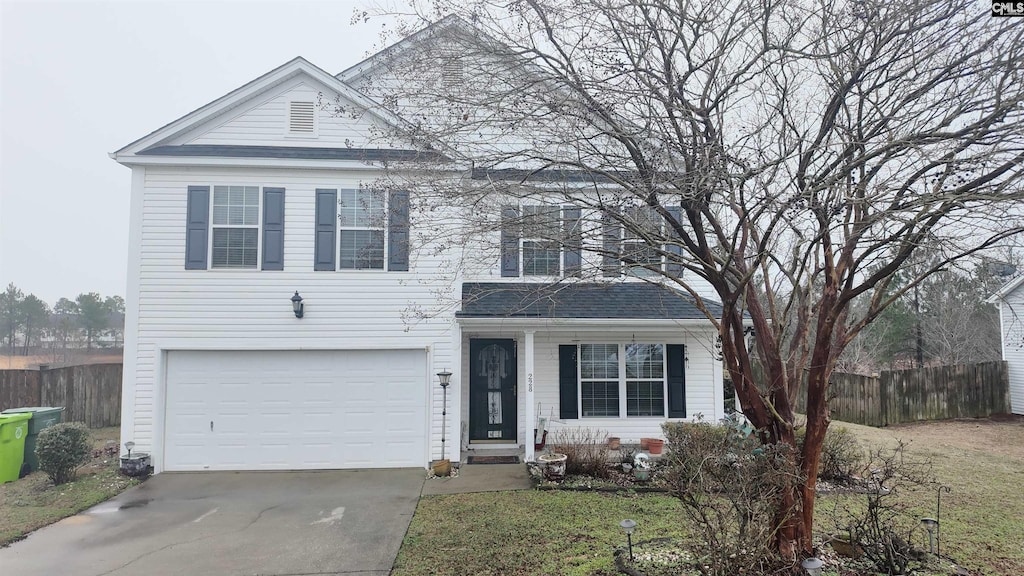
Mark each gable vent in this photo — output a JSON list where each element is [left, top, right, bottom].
[[289, 101, 316, 134]]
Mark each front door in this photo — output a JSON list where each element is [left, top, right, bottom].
[[469, 339, 517, 442]]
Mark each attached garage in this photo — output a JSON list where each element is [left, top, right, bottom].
[[163, 349, 428, 471]]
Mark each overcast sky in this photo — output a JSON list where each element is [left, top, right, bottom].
[[0, 0, 390, 305]]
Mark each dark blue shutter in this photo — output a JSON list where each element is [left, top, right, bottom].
[[500, 206, 520, 277], [602, 210, 620, 277], [667, 344, 686, 418], [559, 345, 579, 419], [563, 207, 581, 277], [665, 206, 684, 278], [261, 188, 285, 270], [388, 191, 410, 271], [185, 186, 209, 270], [314, 189, 337, 271]]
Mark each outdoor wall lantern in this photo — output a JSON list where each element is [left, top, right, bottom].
[[437, 370, 452, 461], [619, 519, 637, 562], [291, 291, 304, 318], [801, 557, 823, 576]]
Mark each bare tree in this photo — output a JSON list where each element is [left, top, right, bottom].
[[356, 0, 1024, 557]]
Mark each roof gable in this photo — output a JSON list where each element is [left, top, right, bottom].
[[112, 57, 438, 162], [987, 273, 1024, 303]]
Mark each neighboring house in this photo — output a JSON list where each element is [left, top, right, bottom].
[[111, 26, 725, 474], [987, 274, 1024, 415]]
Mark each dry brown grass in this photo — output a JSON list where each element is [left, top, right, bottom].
[[0, 353, 122, 370]]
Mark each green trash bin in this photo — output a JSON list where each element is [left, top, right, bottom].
[[0, 412, 32, 483], [1, 407, 64, 474]]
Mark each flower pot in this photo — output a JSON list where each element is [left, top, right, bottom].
[[537, 452, 568, 481], [640, 437, 651, 450], [432, 459, 452, 477], [120, 453, 152, 478], [607, 437, 621, 450], [647, 439, 664, 455], [633, 467, 650, 482]]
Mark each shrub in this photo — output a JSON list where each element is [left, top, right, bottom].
[[797, 424, 863, 481], [548, 427, 610, 478], [35, 422, 91, 485], [662, 421, 799, 576]]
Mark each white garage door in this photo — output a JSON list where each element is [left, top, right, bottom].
[[164, 350, 427, 471]]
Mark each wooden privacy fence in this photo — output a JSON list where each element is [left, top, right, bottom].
[[0, 363, 122, 428], [793, 361, 1010, 427]]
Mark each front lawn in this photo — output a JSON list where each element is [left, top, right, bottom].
[[0, 427, 140, 546], [393, 417, 1024, 576]]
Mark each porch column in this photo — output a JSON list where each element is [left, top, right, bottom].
[[524, 329, 536, 462]]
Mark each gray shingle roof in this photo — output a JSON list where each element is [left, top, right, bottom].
[[138, 145, 450, 162], [457, 282, 720, 320]]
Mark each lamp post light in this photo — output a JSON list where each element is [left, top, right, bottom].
[[291, 291, 304, 318], [437, 370, 452, 461], [619, 519, 637, 563], [801, 557, 823, 576]]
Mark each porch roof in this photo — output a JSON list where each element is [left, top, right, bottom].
[[456, 282, 721, 320]]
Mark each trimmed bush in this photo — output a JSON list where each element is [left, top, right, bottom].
[[35, 422, 91, 485], [797, 424, 863, 481]]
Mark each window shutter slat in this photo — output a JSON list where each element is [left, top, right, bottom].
[[261, 187, 285, 270], [185, 186, 209, 270], [563, 207, 581, 277], [500, 206, 520, 277], [665, 206, 684, 278], [314, 189, 337, 271], [559, 345, 579, 419], [601, 210, 620, 277], [388, 191, 410, 271], [667, 344, 686, 418]]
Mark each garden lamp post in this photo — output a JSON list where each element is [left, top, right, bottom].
[[921, 518, 938, 555], [437, 370, 452, 461], [619, 519, 637, 563], [801, 557, 823, 576]]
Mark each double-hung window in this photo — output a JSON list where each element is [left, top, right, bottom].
[[339, 189, 386, 270], [522, 205, 561, 276], [211, 185, 260, 268], [578, 343, 666, 418], [622, 206, 662, 277]]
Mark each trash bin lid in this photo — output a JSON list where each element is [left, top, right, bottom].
[[1, 407, 64, 414]]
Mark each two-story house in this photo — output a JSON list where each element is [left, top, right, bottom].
[[111, 21, 726, 474]]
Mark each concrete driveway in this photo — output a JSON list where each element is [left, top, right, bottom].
[[0, 469, 425, 576]]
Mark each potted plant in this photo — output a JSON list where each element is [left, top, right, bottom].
[[632, 452, 652, 482], [432, 459, 452, 477], [537, 452, 568, 481], [607, 437, 621, 450]]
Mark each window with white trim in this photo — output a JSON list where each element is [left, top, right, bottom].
[[579, 343, 666, 418], [522, 205, 560, 276], [622, 206, 663, 277], [339, 189, 385, 269], [211, 185, 259, 268]]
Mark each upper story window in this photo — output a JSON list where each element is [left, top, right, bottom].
[[500, 205, 581, 278], [313, 188, 410, 272], [339, 189, 386, 270], [622, 206, 663, 277], [184, 185, 285, 271], [522, 205, 560, 276], [211, 186, 260, 268]]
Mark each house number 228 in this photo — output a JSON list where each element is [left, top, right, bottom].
[[528, 373, 534, 392]]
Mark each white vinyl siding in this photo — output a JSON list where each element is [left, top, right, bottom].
[[122, 165, 458, 472], [998, 285, 1024, 414]]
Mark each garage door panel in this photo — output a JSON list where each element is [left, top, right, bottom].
[[165, 350, 427, 471]]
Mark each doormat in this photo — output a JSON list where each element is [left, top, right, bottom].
[[467, 455, 520, 465]]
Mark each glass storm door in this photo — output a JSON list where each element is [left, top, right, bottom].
[[469, 339, 517, 442]]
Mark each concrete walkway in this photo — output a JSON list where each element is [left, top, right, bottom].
[[421, 463, 533, 495]]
